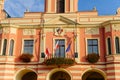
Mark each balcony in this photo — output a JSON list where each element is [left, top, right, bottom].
[[43, 56, 75, 67]]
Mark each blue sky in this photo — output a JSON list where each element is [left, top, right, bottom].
[[4, 0, 120, 17]]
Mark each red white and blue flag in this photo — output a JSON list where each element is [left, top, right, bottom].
[[66, 42, 72, 52], [54, 41, 59, 51]]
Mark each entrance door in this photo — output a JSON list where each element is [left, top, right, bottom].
[[22, 72, 37, 80], [82, 71, 104, 80], [50, 71, 71, 80]]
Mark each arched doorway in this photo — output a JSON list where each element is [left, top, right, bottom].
[[50, 71, 71, 80], [22, 72, 37, 80], [15, 68, 37, 80], [82, 71, 105, 80]]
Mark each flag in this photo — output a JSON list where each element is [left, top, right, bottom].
[[45, 48, 50, 57], [54, 41, 59, 51], [66, 42, 72, 52]]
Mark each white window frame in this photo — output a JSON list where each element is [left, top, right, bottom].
[[22, 38, 35, 55], [86, 38, 100, 55]]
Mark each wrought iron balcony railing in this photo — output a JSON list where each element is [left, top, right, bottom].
[[43, 56, 75, 67]]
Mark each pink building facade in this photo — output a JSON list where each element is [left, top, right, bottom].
[[0, 0, 120, 80]]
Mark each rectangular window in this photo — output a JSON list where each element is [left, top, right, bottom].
[[87, 39, 98, 54], [23, 40, 34, 54], [55, 39, 65, 57]]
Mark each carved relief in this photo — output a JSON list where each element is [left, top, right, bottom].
[[10, 28, 17, 34], [105, 25, 110, 32], [85, 28, 99, 34], [23, 29, 36, 35], [3, 28, 10, 33], [112, 24, 120, 31]]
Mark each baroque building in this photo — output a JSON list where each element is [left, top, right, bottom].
[[0, 0, 120, 80]]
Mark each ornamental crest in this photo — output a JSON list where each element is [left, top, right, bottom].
[[54, 27, 64, 36]]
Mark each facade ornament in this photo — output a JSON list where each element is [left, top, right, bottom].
[[85, 28, 99, 34], [3, 28, 10, 33], [116, 8, 120, 15], [93, 6, 97, 11], [23, 29, 35, 35], [25, 8, 29, 12], [105, 25, 111, 32], [112, 24, 120, 31], [54, 27, 64, 36]]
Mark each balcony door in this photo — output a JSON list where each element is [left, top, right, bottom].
[[55, 39, 65, 57]]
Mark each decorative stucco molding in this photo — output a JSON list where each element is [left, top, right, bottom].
[[23, 29, 36, 35], [112, 24, 120, 31], [105, 25, 110, 32], [3, 28, 10, 34], [10, 28, 17, 34], [85, 28, 99, 34]]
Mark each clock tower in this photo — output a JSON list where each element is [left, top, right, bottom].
[[45, 0, 78, 13]]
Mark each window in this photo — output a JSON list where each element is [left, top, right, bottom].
[[57, 0, 65, 13], [23, 40, 34, 54], [107, 38, 112, 55], [9, 39, 14, 56], [87, 39, 98, 54], [115, 37, 120, 53], [2, 39, 7, 55], [55, 39, 65, 57]]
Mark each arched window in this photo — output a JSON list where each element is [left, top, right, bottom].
[[115, 37, 120, 53], [2, 39, 7, 55], [107, 38, 111, 55], [57, 0, 65, 13], [9, 39, 14, 56]]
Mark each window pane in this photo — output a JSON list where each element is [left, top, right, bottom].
[[93, 46, 98, 54], [60, 47, 65, 57], [88, 46, 93, 53], [88, 40, 92, 45], [55, 48, 60, 57], [93, 39, 98, 44]]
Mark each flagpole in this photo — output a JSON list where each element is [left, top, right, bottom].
[[40, 13, 45, 58], [74, 19, 78, 59]]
